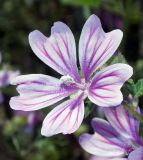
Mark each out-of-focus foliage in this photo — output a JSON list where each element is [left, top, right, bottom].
[[127, 79, 143, 97], [0, 0, 143, 160], [108, 53, 127, 65], [61, 0, 101, 7]]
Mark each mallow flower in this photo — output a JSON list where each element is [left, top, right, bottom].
[[79, 105, 143, 160], [10, 14, 133, 137]]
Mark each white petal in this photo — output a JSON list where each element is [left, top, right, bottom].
[[79, 14, 123, 81], [10, 74, 78, 111], [41, 94, 84, 137], [29, 24, 81, 82], [90, 156, 127, 160], [88, 64, 133, 107], [79, 133, 126, 157], [104, 105, 141, 141], [128, 147, 143, 160]]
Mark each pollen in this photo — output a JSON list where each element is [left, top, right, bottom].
[[60, 75, 75, 85]]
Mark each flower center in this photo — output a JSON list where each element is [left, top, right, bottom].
[[60, 75, 75, 85], [60, 75, 88, 96]]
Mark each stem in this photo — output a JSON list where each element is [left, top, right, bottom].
[[12, 137, 20, 152]]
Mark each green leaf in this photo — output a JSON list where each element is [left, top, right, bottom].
[[74, 124, 89, 136], [126, 79, 143, 97], [61, 0, 101, 8], [126, 79, 136, 96], [134, 79, 143, 97], [102, 0, 124, 15], [108, 53, 127, 65], [84, 100, 96, 118]]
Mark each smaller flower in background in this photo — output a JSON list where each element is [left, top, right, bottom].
[[114, 17, 123, 29], [10, 14, 132, 137], [0, 70, 20, 87], [15, 111, 43, 133], [27, 112, 44, 133], [79, 105, 143, 160], [101, 10, 123, 29], [0, 53, 20, 103]]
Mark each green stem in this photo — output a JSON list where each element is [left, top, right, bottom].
[[12, 137, 20, 152]]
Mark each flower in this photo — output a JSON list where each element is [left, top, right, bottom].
[[15, 111, 43, 133], [79, 105, 143, 160], [0, 52, 20, 103], [10, 14, 133, 137], [0, 70, 20, 87], [115, 17, 123, 29]]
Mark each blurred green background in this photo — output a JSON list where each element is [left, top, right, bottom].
[[0, 0, 143, 160]]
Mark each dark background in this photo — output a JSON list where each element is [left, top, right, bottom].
[[0, 0, 143, 160]]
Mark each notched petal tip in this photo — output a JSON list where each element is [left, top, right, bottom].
[[79, 133, 90, 144], [28, 30, 41, 39], [125, 64, 133, 78], [79, 14, 124, 81], [91, 117, 104, 128], [87, 14, 101, 23], [88, 63, 132, 107], [9, 97, 20, 110], [52, 21, 66, 29], [116, 63, 133, 80], [111, 29, 123, 37], [41, 125, 54, 137], [9, 97, 26, 111], [117, 29, 123, 37]]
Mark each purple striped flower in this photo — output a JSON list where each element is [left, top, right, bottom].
[[79, 105, 143, 160], [15, 111, 43, 133], [115, 17, 123, 29], [10, 14, 132, 137]]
